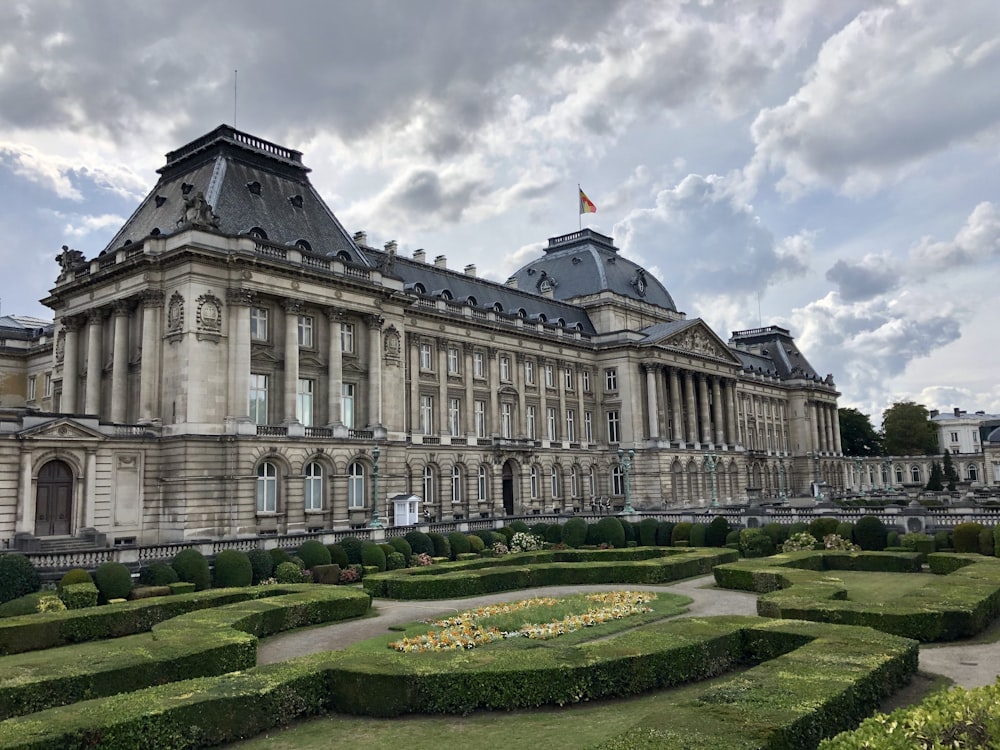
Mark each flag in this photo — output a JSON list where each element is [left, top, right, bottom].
[[579, 188, 597, 214]]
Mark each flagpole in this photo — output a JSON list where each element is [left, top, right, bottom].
[[578, 183, 582, 230]]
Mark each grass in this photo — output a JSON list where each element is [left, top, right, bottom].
[[797, 570, 935, 603]]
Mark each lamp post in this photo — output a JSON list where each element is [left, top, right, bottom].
[[369, 444, 382, 529], [617, 448, 636, 514], [778, 457, 787, 502], [703, 452, 719, 507]]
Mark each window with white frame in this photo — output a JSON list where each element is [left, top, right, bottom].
[[524, 359, 535, 385], [544, 364, 554, 388], [584, 411, 593, 443], [993, 462, 1000, 482], [473, 350, 485, 378], [894, 466, 903, 483], [348, 462, 366, 508], [607, 410, 621, 443], [571, 465, 580, 498], [474, 400, 487, 437], [304, 461, 323, 511], [419, 395, 434, 434], [451, 465, 462, 503], [250, 307, 268, 340], [589, 466, 597, 497], [341, 322, 355, 354], [564, 368, 574, 390], [950, 431, 959, 443], [44, 373, 52, 397], [566, 410, 576, 442], [499, 355, 511, 382], [605, 368, 617, 391], [612, 465, 624, 495], [546, 407, 557, 441], [582, 369, 591, 392], [447, 346, 460, 375], [968, 463, 979, 482], [550, 465, 560, 497], [526, 405, 536, 440], [449, 398, 462, 436], [529, 464, 539, 499], [341, 383, 355, 428], [910, 465, 921, 483], [423, 466, 436, 507], [256, 462, 278, 513], [249, 374, 268, 425], [297, 315, 313, 348], [26, 375, 36, 402], [419, 341, 432, 370], [501, 403, 512, 438], [296, 378, 314, 426], [477, 465, 488, 500]]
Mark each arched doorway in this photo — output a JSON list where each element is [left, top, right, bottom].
[[35, 460, 74, 536], [502, 460, 517, 515]]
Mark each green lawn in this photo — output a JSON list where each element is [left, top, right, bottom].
[[798, 570, 934, 602]]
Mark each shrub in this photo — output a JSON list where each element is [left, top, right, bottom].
[[311, 564, 342, 584], [492, 542, 510, 556], [388, 536, 413, 560], [886, 530, 899, 547], [298, 540, 332, 569], [0, 554, 40, 604], [93, 561, 133, 602], [995, 527, 1000, 557], [671, 522, 692, 545], [378, 543, 395, 559], [360, 542, 387, 572], [980, 528, 995, 557], [508, 520, 530, 534], [823, 534, 860, 551], [763, 523, 789, 547], [562, 517, 589, 548], [427, 532, 450, 560], [172, 549, 211, 591], [808, 517, 840, 539], [386, 552, 406, 571], [327, 544, 349, 567], [410, 553, 434, 567], [725, 530, 741, 545], [36, 594, 67, 613], [953, 522, 984, 554], [835, 522, 854, 542], [854, 515, 888, 551], [787, 522, 809, 536], [782, 532, 817, 552], [467, 534, 485, 553], [595, 517, 626, 548], [933, 530, 951, 551], [472, 530, 497, 548], [656, 521, 675, 546], [585, 522, 601, 545], [740, 528, 774, 558], [620, 520, 636, 545], [530, 523, 549, 539], [289, 556, 306, 570], [404, 531, 434, 557], [509, 532, 544, 552], [339, 536, 365, 564], [59, 582, 98, 609], [245, 549, 274, 585], [213, 550, 253, 588], [496, 526, 515, 543], [706, 516, 730, 547], [269, 548, 292, 567], [275, 561, 308, 583], [137, 563, 179, 587], [543, 524, 563, 544], [638, 518, 658, 546], [448, 532, 471, 558], [689, 523, 707, 548], [58, 568, 94, 591]]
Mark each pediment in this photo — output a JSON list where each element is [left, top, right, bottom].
[[300, 354, 324, 369], [343, 361, 367, 374], [19, 417, 106, 441], [250, 348, 280, 364], [648, 320, 742, 364]]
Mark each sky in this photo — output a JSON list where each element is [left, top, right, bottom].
[[1, 0, 999, 427]]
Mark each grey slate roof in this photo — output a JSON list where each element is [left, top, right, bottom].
[[100, 125, 367, 265], [509, 229, 677, 312], [729, 326, 825, 382]]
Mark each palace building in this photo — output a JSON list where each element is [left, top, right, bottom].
[[0, 125, 846, 548]]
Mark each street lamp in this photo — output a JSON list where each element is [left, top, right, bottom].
[[617, 448, 636, 514], [703, 452, 719, 507], [369, 444, 382, 529], [778, 457, 787, 502]]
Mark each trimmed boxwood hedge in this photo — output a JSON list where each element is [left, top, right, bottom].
[[0, 616, 917, 750]]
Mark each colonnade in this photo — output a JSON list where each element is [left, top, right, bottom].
[[810, 400, 841, 454], [643, 363, 741, 449]]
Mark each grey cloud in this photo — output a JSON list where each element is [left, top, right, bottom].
[[825, 257, 899, 302], [388, 169, 485, 223]]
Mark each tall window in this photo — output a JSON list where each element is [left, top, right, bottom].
[[477, 465, 488, 500], [499, 355, 511, 382], [447, 347, 460, 374], [612, 465, 624, 495], [423, 466, 436, 507], [607, 410, 621, 443], [524, 359, 535, 385], [419, 342, 433, 370], [564, 368, 574, 390], [449, 398, 462, 436], [297, 315, 313, 348], [341, 322, 355, 353], [550, 465, 560, 497], [296, 378, 314, 426], [304, 461, 323, 511], [44, 373, 52, 397], [473, 350, 485, 378], [571, 466, 580, 498], [589, 466, 597, 497], [451, 465, 462, 504], [582, 369, 591, 392], [585, 411, 593, 442], [27, 375, 36, 402], [605, 368, 618, 391], [910, 465, 921, 483], [546, 407, 557, 441], [341, 383, 355, 428], [501, 403, 512, 438], [526, 405, 536, 439], [474, 400, 487, 438], [544, 364, 554, 388], [894, 466, 903, 483], [566, 410, 576, 442], [249, 374, 268, 424], [256, 462, 277, 513], [530, 465, 539, 499], [968, 464, 979, 482], [420, 395, 434, 434], [250, 307, 268, 340], [347, 462, 366, 508]]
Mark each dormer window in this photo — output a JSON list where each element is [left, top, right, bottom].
[[492, 302, 503, 313], [248, 227, 267, 240], [154, 195, 166, 207], [516, 308, 527, 319], [247, 181, 262, 196], [288, 194, 304, 208], [465, 296, 477, 306], [336, 250, 352, 263], [295, 239, 312, 252]]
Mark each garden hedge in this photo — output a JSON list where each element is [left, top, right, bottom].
[[0, 616, 917, 750]]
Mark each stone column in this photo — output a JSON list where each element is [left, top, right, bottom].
[[226, 289, 254, 419], [84, 448, 97, 529], [832, 404, 843, 455], [811, 402, 822, 454], [368, 315, 384, 427], [697, 374, 711, 445], [711, 376, 724, 447], [84, 309, 104, 416], [539, 359, 549, 440], [515, 354, 527, 438], [408, 338, 421, 433], [669, 367, 683, 444], [725, 379, 739, 447], [463, 343, 475, 436], [283, 299, 303, 423], [110, 300, 131, 423], [326, 309, 344, 427], [488, 348, 500, 434], [683, 370, 697, 445], [437, 337, 448, 435], [643, 363, 659, 440], [61, 316, 82, 414], [825, 404, 836, 455], [16, 448, 33, 534], [576, 366, 586, 445], [557, 361, 568, 442]]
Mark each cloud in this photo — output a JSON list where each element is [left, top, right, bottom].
[[909, 201, 1000, 273], [59, 212, 125, 238], [825, 253, 899, 302]]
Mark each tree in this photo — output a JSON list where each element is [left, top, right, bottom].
[[839, 408, 882, 455], [925, 461, 944, 491], [942, 449, 958, 491], [881, 401, 937, 456]]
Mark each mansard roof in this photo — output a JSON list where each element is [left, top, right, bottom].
[[101, 125, 368, 266], [729, 325, 829, 384]]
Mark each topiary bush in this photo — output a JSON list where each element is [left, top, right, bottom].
[[543, 524, 562, 544], [427, 532, 450, 560], [637, 518, 658, 546], [0, 554, 40, 604], [671, 522, 692, 546], [471, 530, 496, 548], [808, 517, 840, 540], [496, 526, 515, 543], [508, 520, 530, 534], [978, 528, 994, 556], [933, 530, 951, 551], [93, 561, 133, 603], [404, 531, 434, 557], [327, 544, 349, 568], [58, 568, 94, 591], [739, 528, 774, 558], [385, 552, 406, 571], [585, 522, 601, 545], [213, 550, 253, 588], [275, 561, 308, 584], [447, 532, 471, 558], [171, 549, 211, 591], [953, 522, 984, 554], [689, 523, 707, 548], [562, 517, 588, 548], [854, 515, 888, 551], [835, 522, 854, 543], [137, 563, 178, 587], [620, 520, 636, 545], [466, 534, 485, 553], [886, 530, 899, 548], [763, 523, 789, 547], [339, 536, 365, 564], [59, 582, 98, 610], [656, 521, 675, 546], [246, 549, 274, 584], [388, 537, 413, 561], [594, 517, 626, 548], [297, 539, 332, 569], [787, 522, 809, 537], [360, 542, 387, 572], [529, 523, 549, 539], [706, 516, 730, 547], [269, 548, 292, 568], [995, 527, 1000, 557]]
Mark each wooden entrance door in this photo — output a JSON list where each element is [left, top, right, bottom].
[[35, 460, 73, 536]]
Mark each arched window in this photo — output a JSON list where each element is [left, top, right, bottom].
[[589, 466, 596, 498], [304, 461, 323, 511], [492, 302, 503, 313], [529, 465, 539, 499], [423, 466, 436, 507], [248, 226, 267, 240], [465, 296, 477, 307], [612, 465, 624, 495], [968, 464, 979, 482], [451, 465, 463, 504], [256, 462, 278, 513], [477, 465, 489, 501], [347, 462, 366, 508], [295, 239, 312, 252], [910, 465, 921, 483], [550, 465, 560, 497], [894, 465, 903, 484], [571, 466, 581, 498]]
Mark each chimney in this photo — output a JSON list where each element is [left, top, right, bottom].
[[413, 249, 426, 263], [353, 230, 367, 247], [434, 254, 447, 268], [384, 240, 397, 255], [954, 407, 961, 417], [505, 277, 518, 288], [930, 409, 939, 418], [464, 264, 477, 277]]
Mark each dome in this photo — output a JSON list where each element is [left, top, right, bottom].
[[510, 229, 676, 311]]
